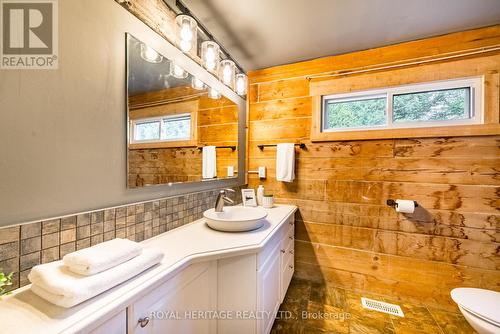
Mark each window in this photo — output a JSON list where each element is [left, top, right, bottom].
[[134, 120, 161, 141], [131, 113, 191, 143], [161, 114, 191, 141], [322, 77, 482, 132]]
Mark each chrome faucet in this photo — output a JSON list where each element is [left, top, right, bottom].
[[215, 189, 235, 212]]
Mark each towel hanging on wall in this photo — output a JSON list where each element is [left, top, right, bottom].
[[276, 143, 295, 182], [202, 146, 217, 179]]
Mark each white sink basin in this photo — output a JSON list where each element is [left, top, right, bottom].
[[204, 206, 268, 232]]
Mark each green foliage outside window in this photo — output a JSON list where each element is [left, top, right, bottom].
[[393, 88, 469, 122], [325, 97, 386, 129], [324, 87, 469, 130]]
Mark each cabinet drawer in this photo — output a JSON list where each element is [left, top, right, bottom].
[[257, 215, 293, 270]]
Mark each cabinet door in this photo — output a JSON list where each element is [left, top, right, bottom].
[[257, 244, 281, 334], [128, 262, 217, 334], [280, 218, 294, 302], [280, 236, 294, 302]]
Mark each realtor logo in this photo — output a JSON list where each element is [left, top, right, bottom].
[[1, 0, 58, 69]]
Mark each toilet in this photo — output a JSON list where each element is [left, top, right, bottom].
[[451, 288, 500, 334]]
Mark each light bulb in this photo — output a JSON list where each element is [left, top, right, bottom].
[[171, 63, 187, 79], [205, 47, 215, 62], [140, 43, 163, 63], [145, 47, 157, 60], [201, 41, 220, 72], [176, 15, 197, 54], [180, 40, 192, 52], [180, 21, 193, 41], [206, 60, 216, 71], [209, 87, 221, 99], [191, 77, 205, 90], [222, 64, 232, 85], [205, 47, 216, 70], [236, 74, 247, 95], [179, 19, 193, 52]]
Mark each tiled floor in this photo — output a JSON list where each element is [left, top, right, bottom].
[[271, 278, 476, 334]]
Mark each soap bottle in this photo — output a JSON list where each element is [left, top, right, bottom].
[[257, 185, 265, 206]]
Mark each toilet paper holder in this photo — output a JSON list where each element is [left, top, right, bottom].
[[386, 199, 418, 208]]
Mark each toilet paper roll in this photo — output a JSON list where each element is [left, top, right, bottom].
[[395, 199, 415, 213]]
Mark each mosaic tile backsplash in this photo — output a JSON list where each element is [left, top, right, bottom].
[[0, 187, 243, 291]]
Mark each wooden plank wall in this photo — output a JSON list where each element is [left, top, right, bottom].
[[115, 0, 498, 309], [128, 94, 239, 187], [248, 26, 500, 311]]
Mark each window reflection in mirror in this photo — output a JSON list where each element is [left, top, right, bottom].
[[126, 34, 239, 188]]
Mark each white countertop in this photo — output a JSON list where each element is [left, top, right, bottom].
[[0, 204, 296, 334]]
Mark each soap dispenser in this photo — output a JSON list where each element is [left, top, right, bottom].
[[257, 185, 265, 206]]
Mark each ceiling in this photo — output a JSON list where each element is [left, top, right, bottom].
[[182, 0, 500, 71]]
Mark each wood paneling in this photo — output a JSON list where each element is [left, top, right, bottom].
[[248, 26, 500, 311], [129, 100, 198, 120]]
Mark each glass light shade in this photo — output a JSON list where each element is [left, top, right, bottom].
[[140, 43, 163, 63], [219, 59, 235, 89], [235, 73, 247, 96], [191, 77, 205, 90], [170, 61, 188, 79], [201, 41, 220, 72], [208, 87, 221, 99], [175, 15, 197, 54]]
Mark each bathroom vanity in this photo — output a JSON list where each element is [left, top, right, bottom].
[[0, 205, 296, 334]]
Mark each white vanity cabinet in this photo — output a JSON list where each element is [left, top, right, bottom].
[[0, 205, 297, 334], [128, 213, 295, 334]]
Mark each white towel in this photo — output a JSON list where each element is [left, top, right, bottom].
[[276, 143, 295, 182], [202, 146, 217, 179], [28, 248, 163, 308], [62, 238, 142, 276]]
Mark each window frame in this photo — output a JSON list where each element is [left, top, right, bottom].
[[321, 77, 483, 133]]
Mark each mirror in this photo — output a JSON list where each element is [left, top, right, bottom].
[[126, 34, 240, 188]]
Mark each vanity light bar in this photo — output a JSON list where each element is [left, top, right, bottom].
[[169, 0, 245, 74]]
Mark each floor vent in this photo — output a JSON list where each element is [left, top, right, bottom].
[[361, 297, 404, 317]]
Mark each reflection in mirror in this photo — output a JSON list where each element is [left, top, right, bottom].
[[127, 34, 239, 188]]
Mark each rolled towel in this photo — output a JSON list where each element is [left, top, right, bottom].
[[63, 238, 142, 275], [29, 248, 163, 308]]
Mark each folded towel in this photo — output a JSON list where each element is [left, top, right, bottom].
[[276, 143, 295, 182], [62, 238, 142, 276], [202, 146, 217, 179], [29, 248, 163, 308]]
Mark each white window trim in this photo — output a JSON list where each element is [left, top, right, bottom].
[[321, 77, 483, 133], [130, 113, 192, 144]]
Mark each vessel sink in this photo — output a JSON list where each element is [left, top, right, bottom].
[[204, 206, 268, 232]]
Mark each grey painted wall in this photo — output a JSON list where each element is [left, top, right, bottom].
[[0, 0, 243, 227]]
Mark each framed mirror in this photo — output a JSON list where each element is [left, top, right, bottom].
[[126, 33, 245, 189]]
